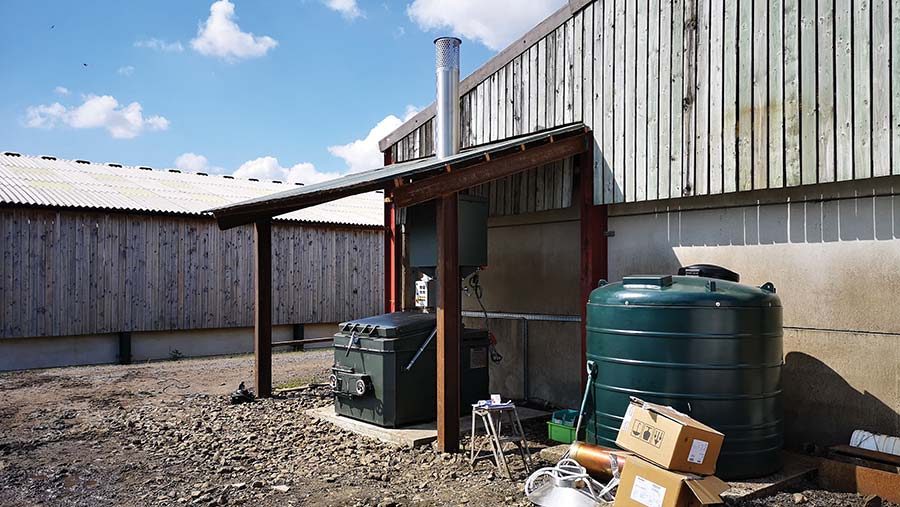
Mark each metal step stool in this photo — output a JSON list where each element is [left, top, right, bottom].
[[469, 403, 532, 478]]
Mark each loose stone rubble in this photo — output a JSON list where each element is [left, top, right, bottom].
[[0, 351, 537, 506], [2, 351, 895, 507]]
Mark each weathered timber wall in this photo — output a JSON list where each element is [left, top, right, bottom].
[[0, 207, 383, 339], [387, 0, 900, 206], [463, 157, 575, 216]]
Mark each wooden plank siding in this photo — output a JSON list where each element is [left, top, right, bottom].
[[387, 0, 900, 206], [0, 208, 383, 340], [464, 157, 575, 216]]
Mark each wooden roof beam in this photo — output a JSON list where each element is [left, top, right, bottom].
[[392, 132, 589, 208], [210, 124, 587, 230]]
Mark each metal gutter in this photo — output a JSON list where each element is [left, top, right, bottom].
[[607, 174, 900, 218], [462, 311, 581, 322]]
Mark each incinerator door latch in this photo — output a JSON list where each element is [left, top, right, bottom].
[[330, 365, 372, 398], [343, 324, 380, 357]]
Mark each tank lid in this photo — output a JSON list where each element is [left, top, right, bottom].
[[589, 275, 781, 308], [622, 275, 674, 288]]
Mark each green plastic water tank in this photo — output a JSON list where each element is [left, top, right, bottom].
[[585, 273, 783, 479]]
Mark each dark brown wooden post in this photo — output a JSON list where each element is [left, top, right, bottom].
[[384, 198, 398, 313], [579, 151, 608, 387], [436, 193, 460, 453], [118, 332, 132, 365], [383, 149, 399, 314], [254, 219, 273, 398]]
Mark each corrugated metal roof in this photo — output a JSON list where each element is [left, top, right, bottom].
[[209, 124, 586, 229], [0, 152, 383, 227]]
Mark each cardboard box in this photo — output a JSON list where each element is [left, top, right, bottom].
[[614, 456, 730, 507], [616, 398, 725, 475]]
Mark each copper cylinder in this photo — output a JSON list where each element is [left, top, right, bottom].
[[567, 441, 627, 479]]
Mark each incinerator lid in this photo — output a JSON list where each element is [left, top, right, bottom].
[[337, 311, 436, 338]]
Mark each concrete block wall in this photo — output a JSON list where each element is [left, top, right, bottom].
[[463, 206, 584, 409], [0, 334, 121, 371], [466, 174, 899, 448], [606, 176, 900, 447], [0, 323, 337, 371]]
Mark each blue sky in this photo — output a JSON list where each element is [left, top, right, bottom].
[[0, 0, 564, 183]]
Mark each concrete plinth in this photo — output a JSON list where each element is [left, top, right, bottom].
[[307, 404, 550, 448]]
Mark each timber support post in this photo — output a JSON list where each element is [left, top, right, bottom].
[[579, 151, 608, 387], [436, 193, 460, 453], [384, 151, 400, 314], [292, 323, 305, 351], [385, 198, 399, 313], [118, 332, 131, 365], [254, 219, 273, 398]]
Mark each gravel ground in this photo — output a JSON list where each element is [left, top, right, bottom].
[[0, 350, 544, 507], [732, 482, 898, 507], [1, 351, 893, 507]]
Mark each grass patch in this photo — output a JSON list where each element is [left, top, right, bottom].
[[275, 377, 316, 390]]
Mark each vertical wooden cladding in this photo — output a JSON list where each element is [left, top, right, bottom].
[[872, 0, 891, 177], [465, 157, 576, 216], [0, 208, 383, 340], [388, 0, 900, 205]]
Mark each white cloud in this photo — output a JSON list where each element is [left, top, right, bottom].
[[134, 38, 185, 53], [407, 0, 565, 51], [25, 95, 169, 139], [325, 0, 363, 19], [117, 65, 135, 77], [328, 106, 419, 172], [191, 0, 278, 62], [54, 86, 69, 96], [176, 106, 422, 186], [175, 152, 208, 172], [174, 152, 225, 174], [233, 157, 342, 185], [25, 103, 66, 128]]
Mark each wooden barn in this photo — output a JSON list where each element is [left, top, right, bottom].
[[211, 0, 900, 453], [0, 152, 384, 370]]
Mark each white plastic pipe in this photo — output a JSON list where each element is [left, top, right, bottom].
[[850, 429, 900, 457]]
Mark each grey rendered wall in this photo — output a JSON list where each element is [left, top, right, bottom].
[[0, 334, 120, 371], [462, 206, 583, 409], [606, 176, 900, 446], [0, 323, 337, 371]]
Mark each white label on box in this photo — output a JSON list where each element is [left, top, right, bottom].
[[688, 439, 709, 464], [631, 475, 667, 507], [620, 404, 635, 433]]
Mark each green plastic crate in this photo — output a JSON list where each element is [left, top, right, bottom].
[[547, 421, 577, 444], [552, 409, 578, 425], [547, 409, 579, 444]]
